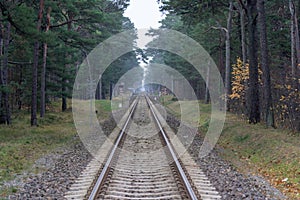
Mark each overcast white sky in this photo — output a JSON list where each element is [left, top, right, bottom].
[[124, 0, 165, 49], [124, 0, 164, 29]]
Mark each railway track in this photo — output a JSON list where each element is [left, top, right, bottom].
[[65, 95, 221, 200]]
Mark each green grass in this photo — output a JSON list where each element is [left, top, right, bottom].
[[219, 116, 300, 199], [0, 99, 113, 198], [0, 109, 76, 197], [162, 97, 300, 199], [164, 98, 211, 131], [160, 95, 176, 106], [95, 99, 113, 120]]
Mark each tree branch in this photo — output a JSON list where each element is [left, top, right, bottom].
[[0, 2, 27, 35], [8, 61, 32, 65], [50, 18, 88, 29], [237, 0, 247, 11], [212, 26, 228, 32]]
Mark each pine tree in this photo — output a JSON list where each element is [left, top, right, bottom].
[[31, 0, 44, 126], [257, 0, 274, 127], [246, 0, 260, 124]]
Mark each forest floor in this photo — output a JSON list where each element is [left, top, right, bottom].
[[162, 95, 300, 199], [0, 100, 112, 198]]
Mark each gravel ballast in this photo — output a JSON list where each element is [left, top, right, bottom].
[[167, 113, 287, 200], [7, 106, 287, 200]]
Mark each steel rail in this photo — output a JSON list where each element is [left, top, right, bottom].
[[145, 96, 198, 200], [88, 97, 139, 200]]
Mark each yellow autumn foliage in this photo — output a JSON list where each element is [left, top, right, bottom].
[[230, 57, 263, 101], [230, 58, 248, 100]]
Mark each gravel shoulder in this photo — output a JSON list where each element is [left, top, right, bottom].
[[9, 139, 92, 199], [6, 114, 118, 200], [167, 113, 287, 200]]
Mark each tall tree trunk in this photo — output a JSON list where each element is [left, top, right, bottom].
[[289, 0, 300, 86], [62, 65, 67, 112], [205, 61, 210, 104], [238, 2, 247, 64], [225, 1, 233, 111], [247, 0, 260, 124], [62, 84, 67, 111], [31, 0, 44, 126], [289, 0, 300, 131], [294, 4, 300, 77], [0, 20, 4, 123], [109, 82, 113, 100], [62, 13, 74, 112], [1, 22, 11, 125], [218, 30, 225, 109], [257, 0, 275, 127], [95, 81, 100, 100], [290, 0, 297, 80], [40, 7, 51, 118], [32, 44, 39, 125], [102, 80, 106, 100], [17, 65, 23, 110]]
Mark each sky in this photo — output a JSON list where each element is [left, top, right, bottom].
[[124, 0, 164, 29], [124, 0, 165, 49]]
